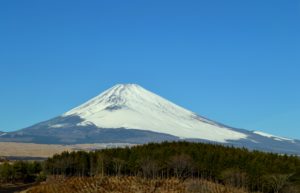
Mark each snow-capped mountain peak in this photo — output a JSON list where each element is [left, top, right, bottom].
[[1, 83, 300, 155], [64, 83, 247, 142]]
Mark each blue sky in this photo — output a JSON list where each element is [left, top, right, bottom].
[[0, 0, 299, 139]]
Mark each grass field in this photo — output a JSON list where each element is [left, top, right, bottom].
[[0, 142, 132, 158]]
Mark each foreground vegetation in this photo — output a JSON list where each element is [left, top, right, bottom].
[[44, 142, 300, 193], [1, 141, 300, 192], [0, 161, 43, 184], [27, 176, 250, 193]]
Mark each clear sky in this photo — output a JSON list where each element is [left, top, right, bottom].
[[0, 0, 299, 139]]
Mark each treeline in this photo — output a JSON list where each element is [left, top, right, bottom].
[[44, 141, 300, 193], [0, 161, 44, 184]]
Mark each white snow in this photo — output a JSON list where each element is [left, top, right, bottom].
[[64, 84, 248, 143], [0, 132, 6, 136], [50, 124, 67, 128], [253, 131, 294, 142]]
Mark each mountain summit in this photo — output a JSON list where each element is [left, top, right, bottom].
[[1, 84, 299, 154], [63, 84, 246, 142]]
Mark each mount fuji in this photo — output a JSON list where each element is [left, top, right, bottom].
[[1, 84, 299, 154]]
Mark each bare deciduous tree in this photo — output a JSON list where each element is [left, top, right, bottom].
[[112, 158, 125, 176], [140, 157, 159, 179], [264, 173, 292, 193], [221, 168, 248, 188], [169, 154, 194, 180]]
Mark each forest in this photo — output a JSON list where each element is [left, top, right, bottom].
[[1, 141, 300, 193], [0, 160, 44, 183], [45, 142, 300, 192]]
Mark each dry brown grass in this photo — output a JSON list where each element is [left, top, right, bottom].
[[0, 142, 133, 158], [27, 176, 250, 193], [0, 142, 73, 158]]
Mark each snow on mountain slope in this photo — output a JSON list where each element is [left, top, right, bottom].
[[64, 84, 248, 143], [253, 131, 295, 142], [0, 83, 299, 154]]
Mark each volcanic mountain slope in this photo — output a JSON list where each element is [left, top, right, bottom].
[[1, 84, 299, 154], [0, 131, 6, 136]]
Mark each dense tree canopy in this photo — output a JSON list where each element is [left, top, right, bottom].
[[44, 141, 300, 193], [0, 161, 43, 184]]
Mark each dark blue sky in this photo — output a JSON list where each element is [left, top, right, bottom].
[[0, 0, 299, 139]]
